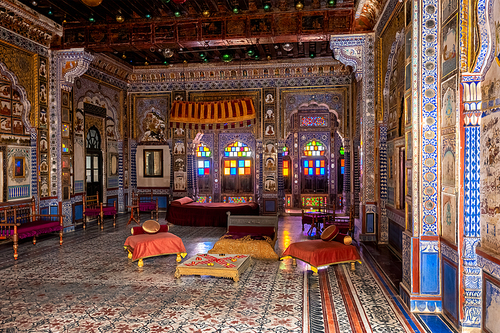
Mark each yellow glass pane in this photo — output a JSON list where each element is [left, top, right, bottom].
[[224, 168, 230, 175], [239, 168, 245, 175], [245, 160, 251, 167], [283, 169, 289, 176], [231, 160, 236, 167]]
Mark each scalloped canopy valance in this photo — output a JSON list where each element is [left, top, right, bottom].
[[170, 98, 256, 130]]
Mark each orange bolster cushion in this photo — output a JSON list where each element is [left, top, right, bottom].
[[321, 225, 339, 241]]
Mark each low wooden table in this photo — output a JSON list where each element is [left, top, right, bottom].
[[127, 205, 140, 226], [175, 253, 252, 282]]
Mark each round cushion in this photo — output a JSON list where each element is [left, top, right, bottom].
[[142, 220, 160, 234], [333, 234, 352, 245], [321, 225, 340, 241]]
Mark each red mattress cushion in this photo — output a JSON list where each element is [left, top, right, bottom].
[[282, 239, 360, 268]]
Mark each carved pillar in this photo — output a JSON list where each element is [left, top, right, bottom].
[[331, 34, 376, 241], [117, 139, 124, 212], [186, 140, 195, 198], [51, 49, 93, 228], [256, 139, 263, 213], [343, 142, 351, 214], [277, 139, 285, 214]]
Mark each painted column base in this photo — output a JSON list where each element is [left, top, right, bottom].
[[410, 299, 442, 313]]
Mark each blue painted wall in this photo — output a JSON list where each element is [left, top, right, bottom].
[[74, 203, 83, 221], [442, 260, 458, 323], [421, 252, 440, 294]]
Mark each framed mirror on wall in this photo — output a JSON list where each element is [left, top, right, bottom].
[[144, 149, 163, 177]]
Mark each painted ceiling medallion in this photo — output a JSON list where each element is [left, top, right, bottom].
[[81, 0, 103, 7]]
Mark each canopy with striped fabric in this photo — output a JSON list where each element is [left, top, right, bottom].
[[169, 98, 256, 130]]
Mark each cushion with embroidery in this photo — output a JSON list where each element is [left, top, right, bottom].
[[321, 225, 339, 241], [142, 220, 161, 234]]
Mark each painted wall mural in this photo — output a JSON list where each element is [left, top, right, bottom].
[[441, 76, 457, 128], [441, 15, 458, 78], [442, 193, 457, 245], [442, 135, 456, 188], [481, 109, 500, 252]]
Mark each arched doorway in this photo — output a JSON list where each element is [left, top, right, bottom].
[[85, 126, 102, 198]]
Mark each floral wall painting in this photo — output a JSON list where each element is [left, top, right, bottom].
[[441, 75, 457, 128], [442, 135, 456, 187], [265, 93, 274, 103], [441, 16, 458, 78], [441, 193, 457, 245], [481, 110, 500, 252], [265, 108, 274, 120], [141, 109, 166, 142]]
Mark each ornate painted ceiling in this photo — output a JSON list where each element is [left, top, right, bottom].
[[8, 0, 387, 65]]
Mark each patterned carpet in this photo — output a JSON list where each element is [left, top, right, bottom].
[[0, 214, 424, 332]]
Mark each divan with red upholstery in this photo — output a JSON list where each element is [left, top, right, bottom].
[[0, 197, 64, 260]]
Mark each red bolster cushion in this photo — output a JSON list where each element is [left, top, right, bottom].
[[332, 233, 352, 245], [321, 225, 339, 241], [131, 224, 169, 235]]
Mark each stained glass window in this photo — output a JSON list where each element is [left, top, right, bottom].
[[223, 159, 251, 176], [198, 160, 210, 176], [303, 159, 325, 176], [340, 158, 345, 175], [340, 146, 344, 155], [224, 142, 251, 157], [283, 160, 290, 177], [196, 144, 211, 157], [300, 116, 327, 127], [282, 146, 289, 156], [303, 140, 325, 156]]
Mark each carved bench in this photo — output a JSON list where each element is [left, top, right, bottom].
[[0, 197, 64, 260]]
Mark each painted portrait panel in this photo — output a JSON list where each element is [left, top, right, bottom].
[[442, 135, 456, 187], [74, 110, 84, 135], [264, 124, 275, 137], [441, 193, 457, 245], [442, 0, 458, 24], [0, 117, 12, 132], [0, 84, 10, 99], [441, 75, 457, 128], [12, 101, 23, 117], [174, 172, 186, 191], [484, 276, 500, 333], [265, 156, 276, 170], [0, 99, 11, 116], [441, 16, 458, 78]]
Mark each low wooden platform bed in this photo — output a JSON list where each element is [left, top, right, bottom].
[[208, 212, 279, 260], [166, 197, 259, 227]]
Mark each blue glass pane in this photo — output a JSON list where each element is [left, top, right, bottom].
[[204, 161, 210, 168], [224, 152, 229, 157], [304, 160, 308, 168], [308, 168, 313, 175], [230, 168, 236, 175], [238, 160, 244, 168], [341, 167, 344, 174], [320, 168, 325, 175], [198, 169, 204, 175], [315, 160, 320, 168]]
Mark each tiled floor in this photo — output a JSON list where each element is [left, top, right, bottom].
[[0, 213, 453, 332]]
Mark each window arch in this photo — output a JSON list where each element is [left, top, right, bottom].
[[222, 142, 253, 193], [86, 127, 101, 150], [301, 140, 327, 193], [196, 143, 211, 193]]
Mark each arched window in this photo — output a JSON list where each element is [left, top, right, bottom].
[[301, 140, 327, 193], [282, 146, 292, 192], [86, 127, 100, 149], [196, 143, 211, 193], [222, 142, 253, 193]]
